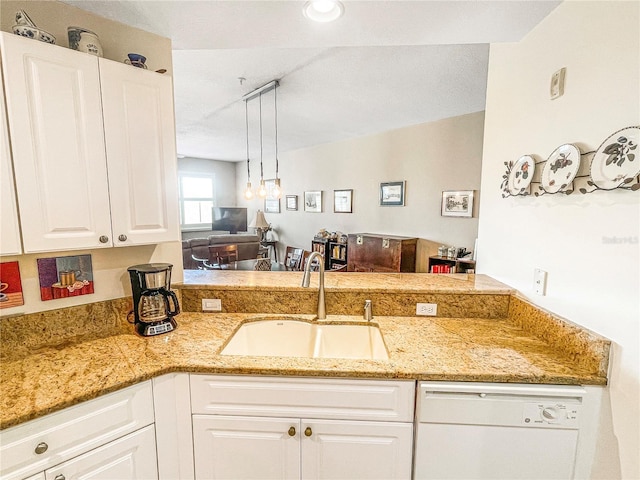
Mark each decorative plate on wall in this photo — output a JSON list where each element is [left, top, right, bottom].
[[589, 126, 639, 190], [541, 143, 581, 193], [507, 155, 536, 195]]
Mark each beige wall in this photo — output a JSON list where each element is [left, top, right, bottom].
[[478, 1, 639, 477], [238, 111, 485, 271], [178, 157, 237, 207], [1, 0, 172, 73], [0, 0, 182, 317]]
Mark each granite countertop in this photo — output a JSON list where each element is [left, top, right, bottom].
[[0, 307, 609, 430], [179, 270, 513, 293]]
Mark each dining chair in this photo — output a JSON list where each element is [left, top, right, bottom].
[[301, 250, 320, 271], [284, 246, 304, 270], [209, 244, 239, 267], [191, 254, 218, 270]]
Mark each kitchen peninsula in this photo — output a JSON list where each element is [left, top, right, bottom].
[[1, 273, 610, 430], [0, 273, 611, 480]]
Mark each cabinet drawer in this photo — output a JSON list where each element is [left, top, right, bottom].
[[190, 375, 415, 422], [44, 425, 158, 480], [0, 382, 154, 480]]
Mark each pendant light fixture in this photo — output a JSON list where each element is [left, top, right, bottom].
[[243, 99, 253, 200], [241, 80, 281, 200], [272, 84, 282, 199], [257, 91, 267, 198]]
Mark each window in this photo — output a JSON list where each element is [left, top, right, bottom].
[[178, 173, 215, 229]]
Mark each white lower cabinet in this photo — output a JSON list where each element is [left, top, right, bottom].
[[43, 425, 157, 480], [300, 419, 412, 479], [192, 415, 299, 479], [0, 382, 155, 480], [189, 375, 415, 480]]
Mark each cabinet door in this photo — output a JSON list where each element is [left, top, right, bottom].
[[192, 415, 300, 480], [0, 70, 22, 255], [44, 425, 158, 480], [23, 474, 45, 480], [0, 33, 113, 253], [99, 60, 179, 246], [301, 419, 413, 480]]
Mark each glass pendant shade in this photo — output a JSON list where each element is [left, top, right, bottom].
[[258, 179, 267, 198], [244, 182, 253, 199], [272, 178, 282, 199]]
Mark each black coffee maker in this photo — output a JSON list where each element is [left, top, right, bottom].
[[128, 263, 179, 336]]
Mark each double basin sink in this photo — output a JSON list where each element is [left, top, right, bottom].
[[221, 319, 389, 360]]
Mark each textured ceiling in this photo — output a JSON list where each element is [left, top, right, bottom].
[[62, 1, 561, 160]]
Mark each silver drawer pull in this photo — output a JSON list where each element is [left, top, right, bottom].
[[54, 475, 65, 480], [34, 442, 48, 454], [99, 235, 109, 243], [118, 234, 127, 241]]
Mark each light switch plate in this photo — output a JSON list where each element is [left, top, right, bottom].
[[534, 269, 547, 295], [202, 298, 222, 312], [550, 67, 566, 100]]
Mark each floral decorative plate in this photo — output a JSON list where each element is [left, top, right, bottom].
[[541, 144, 581, 193], [590, 126, 639, 190], [507, 155, 536, 195]]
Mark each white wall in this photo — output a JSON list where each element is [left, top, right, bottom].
[[178, 157, 237, 207], [0, 0, 183, 317], [477, 1, 639, 478], [238, 111, 485, 269]]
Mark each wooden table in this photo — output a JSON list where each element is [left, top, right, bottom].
[[260, 240, 278, 262]]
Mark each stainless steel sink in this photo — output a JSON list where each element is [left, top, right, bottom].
[[221, 319, 389, 360]]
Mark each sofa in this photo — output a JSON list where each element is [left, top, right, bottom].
[[182, 233, 262, 269]]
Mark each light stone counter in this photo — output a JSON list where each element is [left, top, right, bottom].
[[180, 271, 512, 293], [1, 311, 609, 429]]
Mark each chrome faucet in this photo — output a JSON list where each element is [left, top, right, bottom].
[[301, 251, 326, 320], [364, 299, 373, 321]]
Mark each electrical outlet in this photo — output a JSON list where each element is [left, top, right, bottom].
[[416, 303, 437, 316], [202, 298, 222, 312], [534, 269, 547, 296]]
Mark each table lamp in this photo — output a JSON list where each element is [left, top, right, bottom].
[[250, 210, 270, 241]]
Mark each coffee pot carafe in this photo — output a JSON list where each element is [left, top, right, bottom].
[[128, 263, 179, 336]]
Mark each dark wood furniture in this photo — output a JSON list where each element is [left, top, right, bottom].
[[328, 240, 348, 270], [260, 240, 278, 262], [284, 246, 304, 270], [428, 256, 476, 273], [347, 233, 417, 272], [310, 237, 332, 270]]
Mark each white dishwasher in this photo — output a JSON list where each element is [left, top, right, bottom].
[[414, 381, 586, 480]]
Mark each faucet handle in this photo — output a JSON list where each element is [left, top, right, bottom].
[[364, 299, 373, 321]]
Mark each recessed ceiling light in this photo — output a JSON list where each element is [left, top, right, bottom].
[[303, 0, 344, 23]]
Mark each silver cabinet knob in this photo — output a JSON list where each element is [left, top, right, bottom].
[[34, 442, 48, 454], [118, 234, 127, 242], [99, 235, 109, 243], [54, 475, 65, 480]]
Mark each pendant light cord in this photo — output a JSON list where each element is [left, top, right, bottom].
[[259, 92, 264, 181], [245, 100, 250, 179], [274, 86, 279, 179]]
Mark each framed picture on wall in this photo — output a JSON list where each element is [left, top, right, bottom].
[[333, 189, 353, 213], [264, 179, 280, 213], [380, 181, 405, 206], [304, 191, 322, 212], [286, 195, 298, 211], [441, 190, 474, 217]]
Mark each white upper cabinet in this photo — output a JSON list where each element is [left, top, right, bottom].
[[99, 59, 179, 246], [0, 32, 112, 253], [0, 32, 179, 253], [0, 66, 22, 256]]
